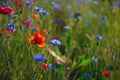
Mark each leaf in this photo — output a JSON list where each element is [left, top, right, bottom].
[[72, 60, 77, 68], [72, 55, 91, 68], [79, 55, 85, 60], [79, 58, 92, 67], [77, 75, 84, 80]]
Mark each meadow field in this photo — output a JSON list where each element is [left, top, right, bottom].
[[0, 0, 120, 80]]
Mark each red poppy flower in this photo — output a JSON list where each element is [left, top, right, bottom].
[[41, 29, 48, 36], [17, 2, 23, 8], [4, 28, 12, 34], [34, 24, 40, 30], [26, 22, 31, 27], [8, 1, 13, 6], [0, 6, 14, 15], [29, 32, 46, 47], [102, 71, 110, 77], [0, 31, 2, 35], [15, 0, 19, 3], [41, 63, 47, 72], [33, 14, 39, 20], [4, 29, 12, 38], [32, 0, 35, 4], [25, 19, 32, 27]]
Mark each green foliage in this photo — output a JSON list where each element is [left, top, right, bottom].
[[72, 55, 92, 68]]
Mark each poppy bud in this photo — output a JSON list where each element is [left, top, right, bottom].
[[102, 71, 110, 77]]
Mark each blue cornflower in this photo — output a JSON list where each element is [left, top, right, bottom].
[[92, 56, 98, 62], [31, 27, 36, 31], [33, 54, 46, 62], [7, 23, 16, 32], [41, 10, 49, 15], [67, 11, 72, 17], [51, 2, 61, 11], [102, 16, 107, 25], [38, 8, 43, 13], [84, 73, 91, 78], [2, 2, 9, 7], [26, 19, 32, 22], [48, 64, 54, 70], [25, 1, 32, 6], [55, 19, 62, 23], [51, 2, 56, 6], [7, 23, 14, 30], [9, 14, 14, 18], [114, 2, 120, 8], [2, 2, 6, 6], [13, 28, 17, 32], [9, 14, 18, 19], [84, 19, 90, 24], [63, 26, 69, 30], [93, 1, 98, 5], [34, 7, 49, 15], [34, 7, 40, 11], [8, 23, 14, 27], [50, 39, 61, 46], [96, 35, 104, 41], [84, 0, 91, 3]]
